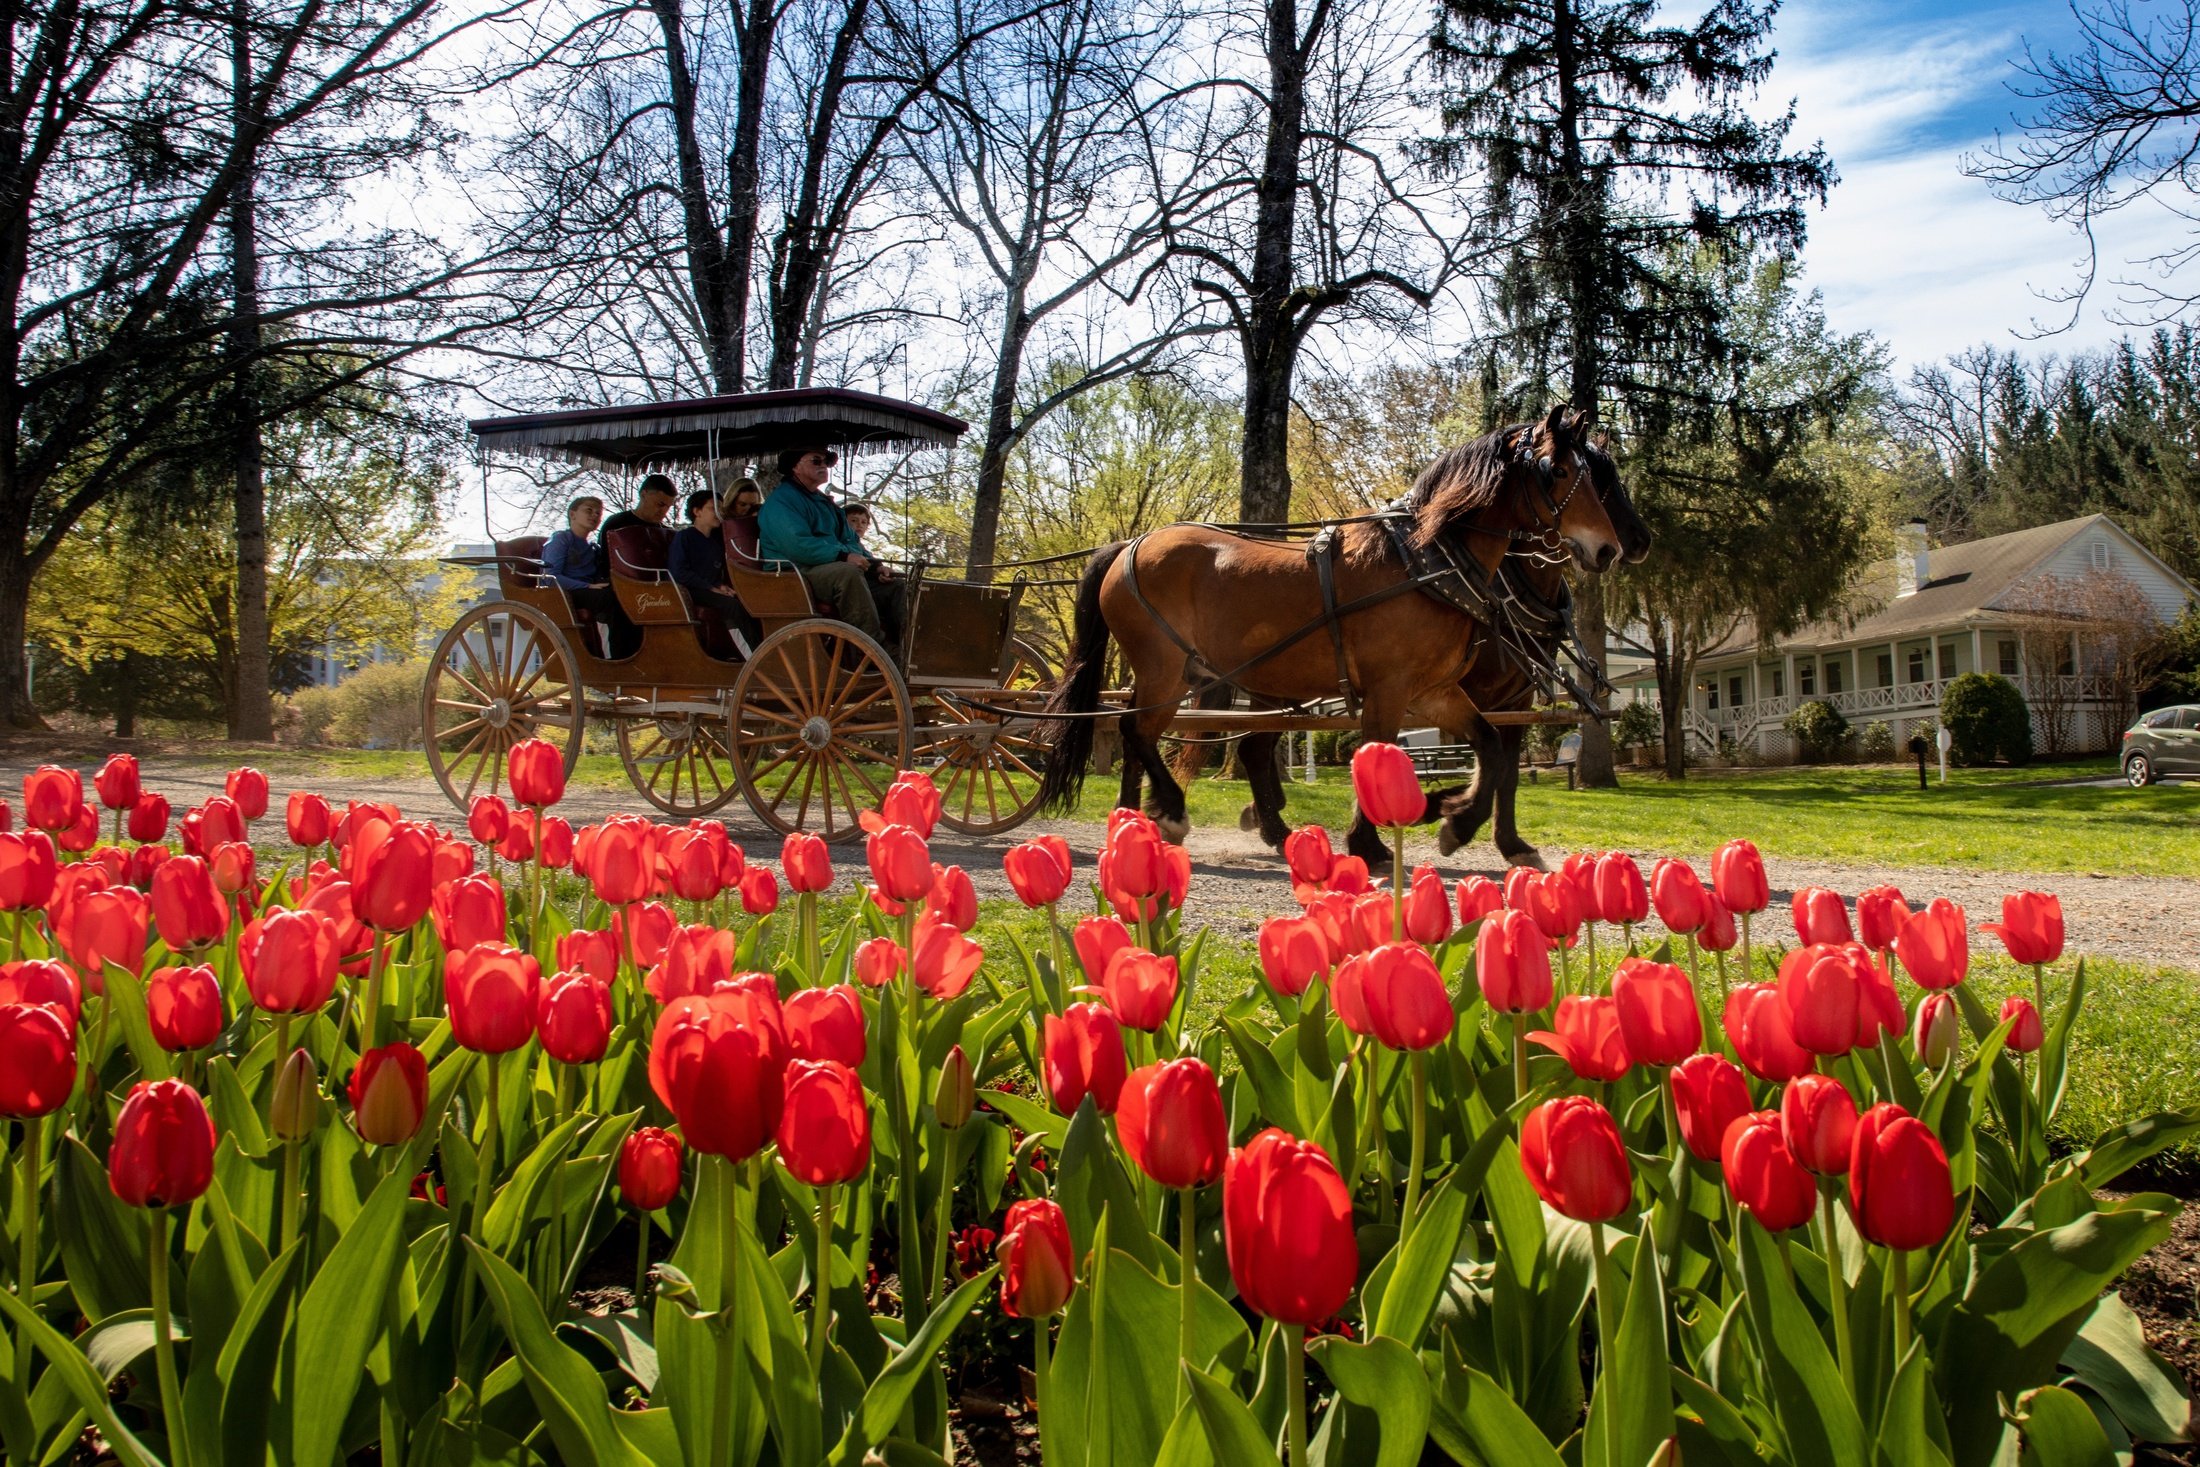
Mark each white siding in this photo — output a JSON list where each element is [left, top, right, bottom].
[[2020, 523, 2193, 622]]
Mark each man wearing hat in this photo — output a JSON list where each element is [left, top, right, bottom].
[[756, 446, 902, 649]]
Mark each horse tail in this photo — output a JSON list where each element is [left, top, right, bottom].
[[1038, 540, 1126, 813]]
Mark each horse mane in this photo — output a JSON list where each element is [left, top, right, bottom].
[[1403, 421, 1531, 551]]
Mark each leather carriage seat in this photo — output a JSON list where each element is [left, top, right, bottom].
[[606, 524, 675, 578], [723, 516, 830, 618]]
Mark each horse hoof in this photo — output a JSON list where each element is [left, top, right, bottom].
[[1157, 813, 1191, 843], [1239, 804, 1260, 833], [1437, 823, 1463, 857], [1505, 849, 1548, 871]]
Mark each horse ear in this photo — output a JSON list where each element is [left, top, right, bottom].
[[1571, 403, 1598, 431], [1542, 403, 1569, 442], [1590, 429, 1611, 450]]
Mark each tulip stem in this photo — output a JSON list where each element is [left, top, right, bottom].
[[549, 1064, 571, 1308], [280, 1135, 302, 1257], [14, 1113, 42, 1388], [1512, 1020, 1529, 1114], [1402, 1052, 1428, 1241], [1589, 1221, 1620, 1467], [1584, 921, 1597, 990], [2031, 963, 2050, 1131], [714, 1155, 741, 1467], [1044, 905, 1068, 1015], [473, 1057, 501, 1243], [634, 1215, 653, 1308], [1284, 1323, 1309, 1467], [810, 1184, 836, 1383], [270, 1013, 293, 1125], [148, 1208, 187, 1467], [360, 929, 390, 1052], [929, 1129, 956, 1326], [1032, 1317, 1051, 1435], [1889, 1246, 1912, 1364], [1177, 1188, 1198, 1409], [1820, 1185, 1855, 1396], [1739, 911, 1754, 985], [802, 892, 820, 985], [2016, 1054, 2032, 1191], [1390, 827, 1405, 944], [1556, 940, 1570, 1002]]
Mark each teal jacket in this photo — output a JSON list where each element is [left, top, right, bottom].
[[757, 479, 863, 569]]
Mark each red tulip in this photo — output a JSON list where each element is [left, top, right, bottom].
[[1855, 885, 1909, 952], [1324, 854, 1372, 897], [1650, 858, 1709, 935], [864, 771, 942, 840], [781, 832, 832, 894], [23, 766, 82, 834], [1072, 915, 1134, 982], [2000, 994, 2043, 1053], [777, 1058, 872, 1185], [433, 874, 508, 953], [1118, 1058, 1228, 1190], [1351, 742, 1424, 829], [1002, 835, 1072, 909], [1101, 947, 1178, 1032], [1257, 914, 1331, 998], [1984, 890, 2064, 966], [349, 1043, 428, 1145], [1781, 1073, 1857, 1175], [1712, 985, 1796, 1083], [1361, 941, 1454, 1051], [195, 795, 245, 851], [1711, 838, 1769, 914], [1894, 898, 1969, 991], [784, 984, 866, 1066], [446, 943, 542, 1054], [118, 795, 167, 846], [617, 900, 676, 969], [1328, 951, 1375, 1037], [590, 817, 655, 905], [739, 864, 780, 916], [0, 1003, 77, 1117], [866, 824, 932, 904], [1913, 992, 1958, 1067], [508, 737, 566, 807], [1476, 908, 1553, 1014], [243, 908, 340, 1015], [1455, 874, 1504, 926], [497, 810, 535, 864], [0, 959, 78, 1024], [659, 829, 719, 902], [646, 924, 735, 1004], [1612, 956, 1701, 1065], [208, 842, 255, 903], [538, 970, 613, 1064], [1520, 1095, 1632, 1223], [146, 965, 222, 1052], [1528, 994, 1632, 1081], [1670, 1053, 1752, 1162], [59, 886, 148, 983], [55, 804, 97, 854], [350, 821, 435, 932], [922, 863, 973, 932], [1043, 1003, 1127, 1115], [1778, 943, 1865, 1056], [539, 817, 576, 870], [0, 830, 57, 911], [108, 1079, 216, 1207], [1849, 1102, 1955, 1250], [1791, 886, 1852, 945], [124, 843, 166, 891], [1098, 816, 1168, 908], [910, 913, 983, 1000], [649, 987, 787, 1159], [853, 936, 903, 989], [1504, 866, 1538, 913], [467, 795, 510, 845], [1699, 895, 1737, 952], [224, 767, 269, 821], [998, 1197, 1076, 1318], [286, 792, 332, 848], [1520, 870, 1583, 945], [1721, 1109, 1815, 1232], [1593, 852, 1649, 926], [1224, 1127, 1357, 1326], [94, 754, 140, 811], [555, 928, 618, 985], [1854, 950, 1906, 1049], [619, 1127, 684, 1209], [1285, 826, 1334, 903]]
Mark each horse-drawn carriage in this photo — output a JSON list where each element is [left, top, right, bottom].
[[422, 388, 1054, 840]]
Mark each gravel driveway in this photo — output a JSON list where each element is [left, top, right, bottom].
[[4, 751, 2191, 969]]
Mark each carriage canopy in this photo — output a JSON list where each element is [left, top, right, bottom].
[[467, 387, 969, 470]]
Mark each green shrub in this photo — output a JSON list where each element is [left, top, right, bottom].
[[326, 660, 427, 749], [1614, 699, 1662, 750], [286, 686, 339, 745], [1782, 699, 1850, 762], [1940, 673, 2033, 766], [1856, 719, 1895, 760], [1312, 730, 1361, 766]]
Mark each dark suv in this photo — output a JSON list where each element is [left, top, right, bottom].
[[2123, 704, 2200, 785]]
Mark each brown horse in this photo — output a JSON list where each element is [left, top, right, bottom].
[[1036, 406, 1623, 867]]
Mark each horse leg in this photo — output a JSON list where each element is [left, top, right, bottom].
[[1115, 710, 1145, 813], [1236, 730, 1293, 850], [1491, 724, 1546, 869], [1438, 713, 1502, 856], [1128, 705, 1191, 842]]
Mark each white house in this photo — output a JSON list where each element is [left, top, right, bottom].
[[1615, 514, 2197, 762]]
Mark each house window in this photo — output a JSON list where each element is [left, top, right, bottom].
[[2091, 541, 2110, 570], [1798, 663, 1816, 696], [1876, 653, 1894, 687], [1938, 643, 1956, 679], [1825, 660, 1843, 694], [2058, 643, 2075, 676], [1728, 676, 1744, 707], [1771, 668, 1785, 697], [1704, 681, 1718, 711], [1998, 640, 2018, 676], [1906, 649, 1926, 684]]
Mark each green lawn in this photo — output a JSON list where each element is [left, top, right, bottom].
[[1072, 757, 2200, 878]]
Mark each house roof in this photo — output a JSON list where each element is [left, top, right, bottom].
[[1681, 514, 2178, 663]]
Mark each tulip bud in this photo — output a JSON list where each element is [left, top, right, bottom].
[[271, 1047, 321, 1142], [126, 792, 171, 843], [1520, 1095, 1633, 1223], [1912, 992, 1958, 1068], [935, 1044, 975, 1129], [1999, 994, 2044, 1053], [508, 737, 567, 808], [1349, 742, 1424, 829], [1780, 1073, 1857, 1176], [619, 1127, 685, 1211], [1850, 1102, 1956, 1250], [108, 1079, 216, 1208], [350, 1043, 429, 1146], [998, 1197, 1076, 1319], [1984, 890, 2064, 966], [1224, 1128, 1357, 1326]]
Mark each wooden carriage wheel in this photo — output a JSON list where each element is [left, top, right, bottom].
[[729, 621, 913, 842], [921, 638, 1056, 837], [422, 600, 586, 811], [615, 705, 740, 816]]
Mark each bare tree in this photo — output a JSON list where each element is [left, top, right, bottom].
[[2008, 566, 2166, 750]]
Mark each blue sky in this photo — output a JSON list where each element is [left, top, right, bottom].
[[1771, 0, 2196, 370]]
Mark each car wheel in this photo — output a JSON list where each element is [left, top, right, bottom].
[[2126, 752, 2156, 787]]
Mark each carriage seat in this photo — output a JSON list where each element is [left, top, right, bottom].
[[496, 533, 612, 656], [605, 524, 693, 628], [724, 515, 830, 621]]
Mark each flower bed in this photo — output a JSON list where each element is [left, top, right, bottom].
[[0, 742, 2191, 1465]]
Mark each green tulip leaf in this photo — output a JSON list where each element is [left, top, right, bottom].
[[826, 1264, 996, 1466], [1871, 1339, 1954, 1467], [975, 1084, 1069, 1153], [2039, 959, 2086, 1125], [1428, 1349, 1565, 1467], [2059, 1292, 2193, 1446], [467, 1241, 657, 1467], [217, 1239, 308, 1467], [100, 959, 172, 1083], [55, 1136, 149, 1322], [2007, 1384, 2119, 1467], [1372, 1106, 1516, 1347], [1308, 1335, 1431, 1467], [0, 1289, 162, 1467], [2056, 1106, 2200, 1194], [1669, 1367, 1769, 1467], [1184, 1363, 1281, 1464], [1736, 1218, 1868, 1467], [1221, 1016, 1303, 1137]]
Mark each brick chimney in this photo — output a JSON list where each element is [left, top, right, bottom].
[[1895, 519, 1930, 597]]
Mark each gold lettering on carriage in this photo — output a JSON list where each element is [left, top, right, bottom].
[[635, 591, 674, 614]]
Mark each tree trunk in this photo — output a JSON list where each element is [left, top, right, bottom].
[[765, 0, 870, 392], [967, 295, 1032, 579], [718, 0, 778, 392], [1653, 635, 1691, 781], [1237, 0, 1310, 525], [0, 543, 37, 727], [227, 0, 272, 742], [652, 0, 743, 392]]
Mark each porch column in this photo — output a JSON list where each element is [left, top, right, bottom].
[[1969, 626, 1983, 679]]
